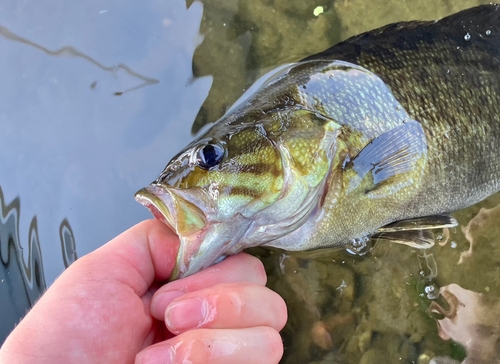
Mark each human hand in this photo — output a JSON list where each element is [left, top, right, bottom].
[[0, 220, 287, 364]]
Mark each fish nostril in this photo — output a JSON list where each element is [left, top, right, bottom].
[[158, 173, 170, 183], [169, 162, 181, 172]]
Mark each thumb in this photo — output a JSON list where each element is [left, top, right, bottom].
[[78, 219, 180, 296]]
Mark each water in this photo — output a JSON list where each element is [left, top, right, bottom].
[[0, 0, 208, 343], [0, 185, 77, 341], [1, 0, 498, 363], [0, 185, 45, 342]]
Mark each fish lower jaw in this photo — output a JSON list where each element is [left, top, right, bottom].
[[171, 216, 254, 280], [172, 229, 209, 276]]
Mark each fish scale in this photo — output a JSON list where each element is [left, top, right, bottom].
[[303, 8, 500, 216]]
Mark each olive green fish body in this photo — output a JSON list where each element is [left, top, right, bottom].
[[305, 4, 500, 214], [267, 4, 500, 250], [136, 5, 500, 278]]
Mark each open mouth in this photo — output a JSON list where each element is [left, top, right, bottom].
[[135, 186, 175, 229], [135, 185, 210, 280], [135, 185, 208, 236]]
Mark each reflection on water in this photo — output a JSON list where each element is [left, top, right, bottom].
[[0, 186, 45, 343], [0, 0, 204, 286], [0, 185, 77, 343], [0, 0, 205, 345], [431, 284, 500, 364], [0, 25, 159, 96], [59, 219, 77, 269]]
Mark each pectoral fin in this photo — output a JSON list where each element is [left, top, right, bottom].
[[347, 120, 427, 195], [372, 215, 458, 249]]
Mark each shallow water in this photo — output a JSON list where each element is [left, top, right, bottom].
[[1, 0, 499, 362]]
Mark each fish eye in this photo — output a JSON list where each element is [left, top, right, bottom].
[[196, 143, 224, 170]]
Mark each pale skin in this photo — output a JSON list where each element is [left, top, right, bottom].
[[0, 220, 287, 364]]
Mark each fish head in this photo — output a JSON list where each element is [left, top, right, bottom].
[[136, 108, 338, 279], [136, 113, 312, 279]]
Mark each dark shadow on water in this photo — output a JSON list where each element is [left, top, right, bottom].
[[0, 185, 77, 344], [59, 219, 77, 269]]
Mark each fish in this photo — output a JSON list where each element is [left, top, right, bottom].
[[135, 5, 500, 280]]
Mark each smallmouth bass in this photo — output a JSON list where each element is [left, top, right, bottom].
[[136, 5, 500, 279]]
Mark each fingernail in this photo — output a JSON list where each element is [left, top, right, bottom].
[[151, 290, 185, 320], [135, 344, 174, 364], [166, 297, 208, 332]]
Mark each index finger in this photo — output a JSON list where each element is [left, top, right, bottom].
[[150, 253, 267, 320]]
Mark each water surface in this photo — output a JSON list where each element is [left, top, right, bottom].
[[0, 0, 209, 342]]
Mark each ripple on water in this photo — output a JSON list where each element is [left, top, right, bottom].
[[0, 185, 77, 343]]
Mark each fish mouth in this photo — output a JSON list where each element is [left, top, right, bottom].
[[135, 185, 210, 235], [135, 185, 224, 280], [135, 186, 176, 228]]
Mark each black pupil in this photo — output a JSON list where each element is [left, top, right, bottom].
[[197, 144, 223, 169]]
